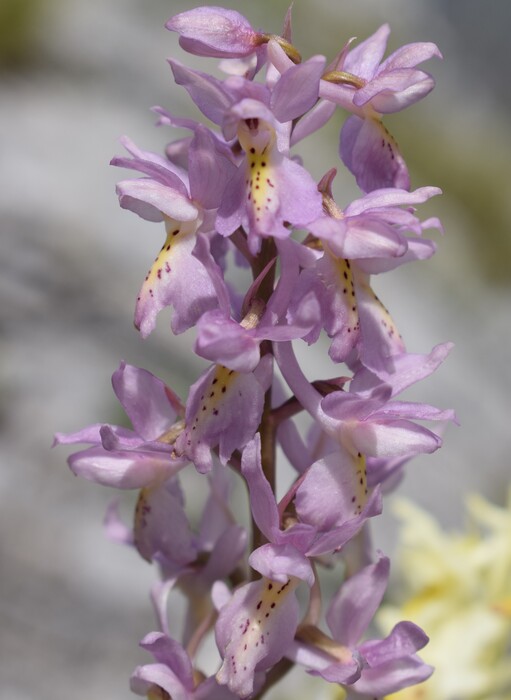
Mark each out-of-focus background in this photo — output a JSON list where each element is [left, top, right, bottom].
[[1, 1, 510, 698]]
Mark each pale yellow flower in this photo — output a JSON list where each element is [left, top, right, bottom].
[[379, 490, 511, 700]]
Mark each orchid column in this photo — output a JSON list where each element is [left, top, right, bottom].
[[56, 7, 455, 700]]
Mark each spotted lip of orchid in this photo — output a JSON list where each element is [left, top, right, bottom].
[[242, 435, 382, 583], [288, 185, 442, 372], [216, 100, 323, 255], [53, 362, 187, 489], [212, 435, 383, 698], [215, 576, 301, 698], [319, 26, 442, 192], [112, 126, 237, 337], [174, 356, 272, 474]]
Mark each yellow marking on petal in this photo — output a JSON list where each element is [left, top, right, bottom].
[[190, 365, 239, 433], [359, 277, 403, 347], [352, 451, 368, 515], [325, 250, 360, 337], [245, 149, 279, 225], [238, 119, 280, 228], [134, 486, 154, 562], [138, 218, 196, 302], [218, 577, 299, 684], [375, 118, 402, 163]]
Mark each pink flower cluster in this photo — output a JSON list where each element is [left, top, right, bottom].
[[56, 7, 454, 700]]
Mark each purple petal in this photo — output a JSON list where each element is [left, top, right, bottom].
[[217, 109, 322, 253], [340, 219, 407, 259], [340, 115, 409, 193], [215, 577, 299, 697], [103, 498, 134, 545], [241, 434, 280, 541], [321, 386, 390, 422], [130, 662, 190, 699], [289, 253, 360, 363], [309, 658, 362, 684], [357, 237, 436, 274], [351, 655, 433, 696], [373, 400, 457, 424], [133, 482, 196, 565], [194, 311, 262, 373], [68, 445, 186, 489], [111, 362, 180, 441], [351, 342, 454, 397], [188, 125, 237, 209], [306, 487, 382, 557], [354, 69, 436, 113], [201, 524, 248, 584], [295, 449, 371, 529], [343, 24, 390, 80], [360, 621, 429, 667], [176, 360, 270, 473], [275, 155, 324, 230], [355, 277, 406, 375], [115, 179, 197, 223], [249, 542, 314, 586], [290, 99, 336, 146], [345, 186, 441, 216], [286, 640, 361, 684], [271, 56, 326, 122], [166, 8, 262, 58], [139, 631, 194, 689], [326, 556, 390, 646], [169, 60, 234, 125], [53, 423, 103, 446], [134, 221, 218, 337], [380, 42, 442, 72], [350, 418, 442, 458]]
